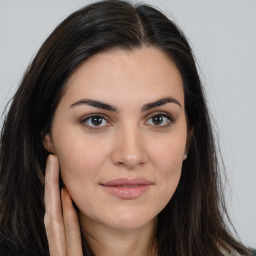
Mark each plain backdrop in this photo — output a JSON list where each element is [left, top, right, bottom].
[[0, 0, 255, 248]]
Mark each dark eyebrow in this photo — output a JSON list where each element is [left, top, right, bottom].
[[70, 99, 119, 112], [141, 97, 181, 111], [70, 96, 181, 112]]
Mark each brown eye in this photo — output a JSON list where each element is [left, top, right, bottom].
[[81, 115, 110, 130], [90, 116, 103, 126], [152, 115, 164, 125], [146, 113, 173, 127]]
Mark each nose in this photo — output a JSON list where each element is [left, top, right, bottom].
[[110, 125, 148, 170]]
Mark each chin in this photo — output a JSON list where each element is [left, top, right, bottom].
[[102, 210, 157, 231]]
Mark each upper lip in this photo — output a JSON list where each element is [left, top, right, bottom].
[[101, 178, 153, 186]]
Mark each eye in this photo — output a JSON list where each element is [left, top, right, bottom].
[[145, 112, 174, 128], [81, 114, 110, 130]]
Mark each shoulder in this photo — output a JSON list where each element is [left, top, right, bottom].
[[220, 247, 255, 256], [0, 234, 47, 256], [251, 249, 256, 256], [0, 235, 23, 256], [226, 249, 256, 256]]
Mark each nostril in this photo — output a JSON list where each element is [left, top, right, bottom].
[[110, 133, 148, 169]]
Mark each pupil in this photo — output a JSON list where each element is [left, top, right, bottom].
[[153, 115, 163, 125], [92, 117, 102, 126]]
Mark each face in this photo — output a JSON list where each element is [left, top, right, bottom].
[[45, 47, 187, 233]]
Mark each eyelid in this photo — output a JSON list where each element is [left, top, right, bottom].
[[80, 111, 176, 130], [144, 111, 175, 128], [145, 111, 175, 122], [80, 113, 111, 130]]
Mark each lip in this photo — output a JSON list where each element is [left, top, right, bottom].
[[100, 178, 153, 200]]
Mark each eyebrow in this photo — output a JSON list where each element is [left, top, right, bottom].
[[70, 96, 181, 112], [71, 98, 118, 112], [141, 97, 181, 111]]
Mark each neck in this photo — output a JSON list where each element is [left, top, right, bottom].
[[79, 215, 158, 256]]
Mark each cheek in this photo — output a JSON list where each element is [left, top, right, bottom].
[[151, 134, 185, 171], [149, 135, 185, 197], [53, 132, 110, 188]]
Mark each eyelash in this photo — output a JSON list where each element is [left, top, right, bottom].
[[145, 112, 175, 128], [80, 112, 175, 131]]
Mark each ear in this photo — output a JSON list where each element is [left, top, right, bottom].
[[43, 133, 55, 153]]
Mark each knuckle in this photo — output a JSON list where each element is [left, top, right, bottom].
[[44, 212, 52, 227]]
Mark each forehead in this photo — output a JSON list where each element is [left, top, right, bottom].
[[61, 46, 184, 108]]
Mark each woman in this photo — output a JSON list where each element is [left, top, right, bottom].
[[0, 0, 254, 255]]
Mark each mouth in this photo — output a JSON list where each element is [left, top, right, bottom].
[[100, 178, 153, 200]]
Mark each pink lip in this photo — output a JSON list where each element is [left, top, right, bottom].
[[100, 178, 153, 200]]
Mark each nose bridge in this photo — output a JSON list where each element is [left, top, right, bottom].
[[111, 122, 147, 169]]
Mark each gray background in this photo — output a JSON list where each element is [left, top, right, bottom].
[[0, 0, 255, 248]]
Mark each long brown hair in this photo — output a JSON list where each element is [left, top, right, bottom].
[[0, 0, 251, 255]]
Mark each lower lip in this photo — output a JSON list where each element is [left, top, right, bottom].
[[101, 184, 151, 199]]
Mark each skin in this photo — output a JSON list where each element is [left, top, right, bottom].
[[44, 46, 188, 256]]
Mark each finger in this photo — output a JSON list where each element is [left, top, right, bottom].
[[44, 155, 62, 219], [62, 188, 83, 256], [44, 154, 66, 256]]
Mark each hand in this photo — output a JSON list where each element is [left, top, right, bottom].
[[44, 155, 83, 256]]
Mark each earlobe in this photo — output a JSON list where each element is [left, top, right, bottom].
[[43, 133, 55, 153]]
